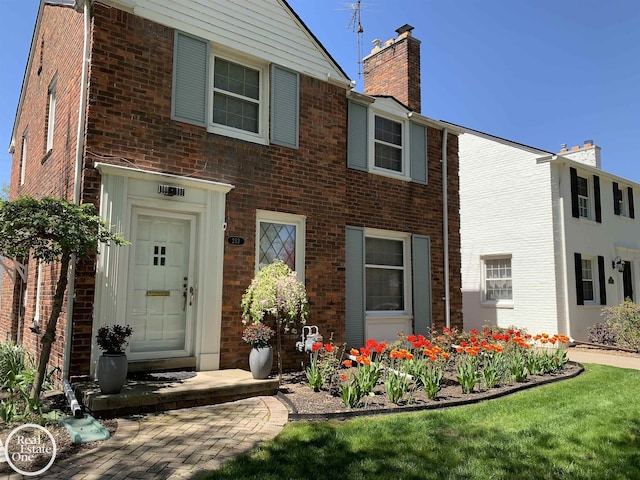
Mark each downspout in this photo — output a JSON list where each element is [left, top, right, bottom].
[[442, 128, 450, 328], [558, 167, 572, 340], [63, 0, 91, 380]]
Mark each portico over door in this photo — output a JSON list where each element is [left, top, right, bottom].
[[127, 209, 196, 359]]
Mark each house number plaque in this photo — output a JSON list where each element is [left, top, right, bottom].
[[227, 236, 245, 246]]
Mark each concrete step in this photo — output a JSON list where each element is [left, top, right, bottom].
[[74, 369, 280, 418]]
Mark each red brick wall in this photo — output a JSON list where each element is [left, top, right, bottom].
[[2, 3, 461, 378], [363, 34, 422, 113], [0, 4, 84, 385]]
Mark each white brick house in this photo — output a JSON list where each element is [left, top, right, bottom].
[[456, 127, 639, 340]]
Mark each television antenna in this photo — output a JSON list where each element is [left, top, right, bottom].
[[346, 1, 365, 78]]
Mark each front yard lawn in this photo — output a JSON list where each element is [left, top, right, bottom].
[[202, 363, 640, 480]]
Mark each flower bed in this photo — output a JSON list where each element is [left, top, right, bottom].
[[279, 327, 580, 419]]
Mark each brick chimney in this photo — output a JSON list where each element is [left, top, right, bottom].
[[559, 139, 601, 169], [363, 24, 422, 113]]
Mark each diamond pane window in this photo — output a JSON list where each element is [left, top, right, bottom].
[[259, 222, 296, 270]]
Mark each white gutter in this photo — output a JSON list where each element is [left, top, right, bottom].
[[63, 0, 91, 380], [442, 128, 450, 328]]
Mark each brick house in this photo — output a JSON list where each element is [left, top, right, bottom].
[[456, 125, 639, 340], [2, 0, 462, 384]]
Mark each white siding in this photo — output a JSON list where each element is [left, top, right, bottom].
[[460, 133, 560, 335], [108, 0, 350, 86]]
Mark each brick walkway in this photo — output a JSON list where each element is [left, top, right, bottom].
[[42, 396, 288, 479]]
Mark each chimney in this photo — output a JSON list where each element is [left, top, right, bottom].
[[363, 24, 422, 113], [559, 140, 602, 169]]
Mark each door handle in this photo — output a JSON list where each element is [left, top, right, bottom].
[[189, 286, 194, 306]]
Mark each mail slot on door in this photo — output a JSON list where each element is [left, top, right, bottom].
[[146, 290, 170, 297]]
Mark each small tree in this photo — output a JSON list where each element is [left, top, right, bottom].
[[0, 196, 127, 402], [241, 260, 308, 381]]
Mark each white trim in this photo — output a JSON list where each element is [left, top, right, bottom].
[[481, 254, 514, 307], [92, 165, 231, 374], [368, 105, 411, 181], [20, 130, 27, 186], [95, 162, 234, 193], [208, 49, 270, 145], [34, 262, 43, 326], [255, 210, 306, 279], [46, 77, 57, 153], [364, 228, 412, 319]]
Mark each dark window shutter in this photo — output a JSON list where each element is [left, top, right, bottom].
[[570, 167, 579, 218], [409, 122, 427, 184], [598, 255, 607, 305], [628, 187, 635, 219], [613, 182, 621, 215], [347, 101, 368, 171], [574, 252, 584, 305], [412, 235, 432, 334], [270, 65, 299, 149], [594, 175, 602, 223], [345, 226, 365, 349], [172, 31, 208, 126]]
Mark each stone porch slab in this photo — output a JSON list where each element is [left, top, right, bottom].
[[74, 369, 280, 418]]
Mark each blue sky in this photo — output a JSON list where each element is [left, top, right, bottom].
[[1, 0, 639, 189]]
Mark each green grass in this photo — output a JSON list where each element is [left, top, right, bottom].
[[201, 364, 640, 480]]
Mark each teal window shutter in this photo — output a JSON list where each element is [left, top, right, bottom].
[[412, 235, 432, 334], [172, 31, 208, 126], [410, 122, 427, 184], [345, 226, 365, 348], [270, 65, 299, 149], [347, 100, 368, 171]]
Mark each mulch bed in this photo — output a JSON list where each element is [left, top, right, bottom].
[[278, 361, 584, 421]]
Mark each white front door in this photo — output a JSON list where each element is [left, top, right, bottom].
[[127, 209, 196, 359]]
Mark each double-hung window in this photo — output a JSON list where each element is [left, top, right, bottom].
[[580, 258, 595, 302], [45, 78, 57, 153], [570, 167, 601, 222], [347, 97, 428, 184], [20, 131, 27, 186], [574, 253, 606, 305], [365, 235, 408, 312], [483, 256, 513, 303], [613, 182, 635, 218], [256, 210, 305, 277], [374, 116, 403, 173], [576, 175, 590, 218], [172, 31, 298, 148], [213, 58, 261, 135]]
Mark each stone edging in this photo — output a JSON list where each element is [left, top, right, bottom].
[[278, 361, 585, 422]]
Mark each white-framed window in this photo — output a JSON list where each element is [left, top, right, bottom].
[[581, 257, 595, 303], [210, 53, 269, 145], [365, 230, 411, 315], [369, 108, 410, 179], [576, 175, 590, 219], [256, 210, 305, 278], [482, 256, 513, 303], [20, 130, 27, 186], [374, 115, 403, 173], [45, 78, 57, 153]]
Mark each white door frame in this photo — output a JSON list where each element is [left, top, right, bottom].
[[92, 163, 233, 376]]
